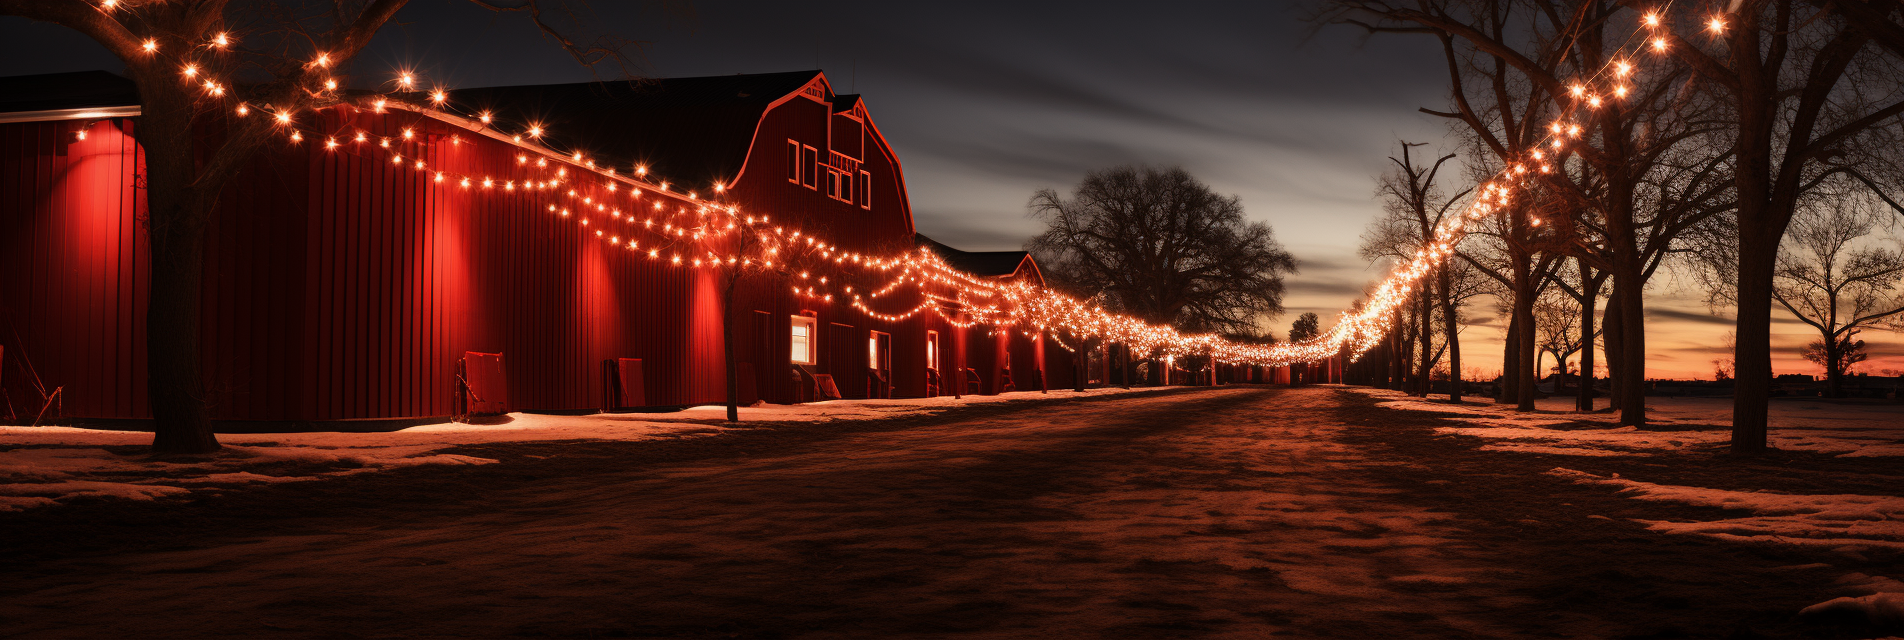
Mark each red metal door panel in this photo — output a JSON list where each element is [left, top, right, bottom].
[[463, 351, 507, 415]]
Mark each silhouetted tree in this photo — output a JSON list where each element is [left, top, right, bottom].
[[1362, 141, 1476, 399], [1773, 196, 1904, 397], [1027, 165, 1298, 335], [1659, 0, 1904, 452], [1289, 312, 1321, 343]]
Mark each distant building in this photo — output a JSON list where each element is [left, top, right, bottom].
[[0, 70, 1067, 429]]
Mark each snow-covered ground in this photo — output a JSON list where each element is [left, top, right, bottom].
[[1546, 467, 1904, 550], [1352, 387, 1904, 458], [0, 387, 1154, 512], [1354, 387, 1904, 628]]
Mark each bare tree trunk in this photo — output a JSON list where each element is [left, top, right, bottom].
[[1388, 315, 1404, 390], [1733, 226, 1775, 453], [1500, 313, 1519, 404], [1439, 266, 1461, 403], [1824, 337, 1844, 398], [143, 98, 219, 454], [1603, 292, 1624, 408], [1417, 287, 1433, 397], [1611, 260, 1647, 426], [1512, 257, 1536, 412], [146, 196, 219, 454], [1577, 269, 1600, 412]]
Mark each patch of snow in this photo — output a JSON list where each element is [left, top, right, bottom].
[[1350, 387, 1904, 458], [1801, 573, 1904, 630], [1548, 468, 1904, 549], [173, 472, 317, 485], [1476, 443, 1636, 457], [0, 388, 1156, 511], [0, 496, 58, 512], [0, 480, 190, 502]]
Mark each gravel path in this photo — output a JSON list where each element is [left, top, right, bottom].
[[0, 387, 1888, 638]]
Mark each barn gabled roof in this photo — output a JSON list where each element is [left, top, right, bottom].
[[443, 70, 824, 192], [915, 233, 1043, 282]]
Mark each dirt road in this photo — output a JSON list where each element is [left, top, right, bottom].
[[0, 387, 1884, 638]]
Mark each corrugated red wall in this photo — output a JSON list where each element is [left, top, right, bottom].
[[1, 78, 1071, 427]]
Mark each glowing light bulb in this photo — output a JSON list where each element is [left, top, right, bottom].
[[402, 128, 414, 139], [314, 53, 330, 67], [372, 99, 386, 112], [182, 65, 197, 77], [1570, 84, 1585, 97], [430, 90, 446, 103], [1653, 37, 1668, 52], [398, 73, 414, 88], [289, 131, 302, 143], [527, 125, 542, 138], [274, 111, 291, 124], [1615, 61, 1632, 76], [323, 78, 337, 91], [479, 111, 492, 124], [235, 104, 248, 116], [212, 32, 229, 47], [1644, 13, 1660, 27], [1708, 17, 1725, 32], [142, 39, 157, 53]]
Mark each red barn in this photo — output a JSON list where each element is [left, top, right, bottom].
[[0, 69, 1072, 430]]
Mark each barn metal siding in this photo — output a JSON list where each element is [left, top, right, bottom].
[[0, 119, 148, 421], [295, 108, 726, 418], [2, 72, 1068, 427]]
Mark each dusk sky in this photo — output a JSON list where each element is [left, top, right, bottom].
[[4, 0, 1897, 379]]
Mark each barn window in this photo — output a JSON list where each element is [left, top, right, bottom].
[[859, 170, 871, 209], [791, 315, 817, 364], [787, 140, 800, 183], [802, 145, 818, 189]]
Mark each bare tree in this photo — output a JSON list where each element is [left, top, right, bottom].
[[1322, 0, 1732, 425], [1361, 141, 1476, 399], [1658, 1, 1904, 452], [1532, 287, 1591, 381], [0, 0, 641, 453], [1772, 195, 1904, 396], [1027, 165, 1298, 335]]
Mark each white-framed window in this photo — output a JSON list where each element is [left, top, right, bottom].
[[787, 140, 800, 183], [859, 170, 872, 209], [791, 315, 817, 364], [868, 335, 879, 369]]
